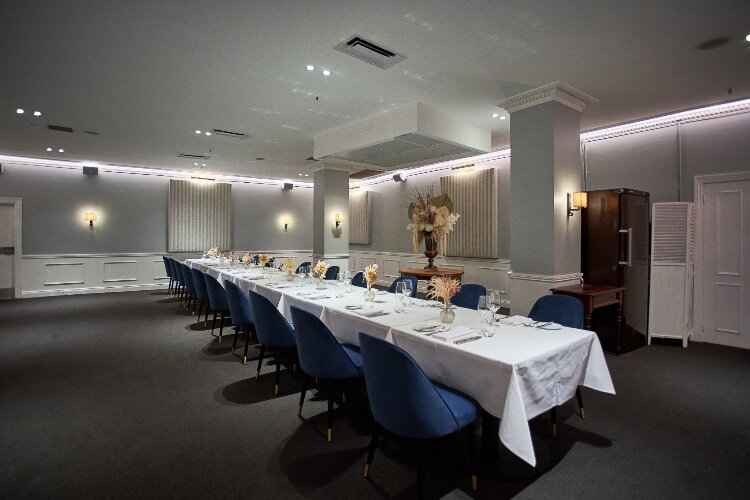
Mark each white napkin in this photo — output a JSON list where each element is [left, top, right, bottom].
[[497, 315, 531, 326], [298, 291, 328, 299], [355, 308, 386, 317], [431, 325, 475, 341]]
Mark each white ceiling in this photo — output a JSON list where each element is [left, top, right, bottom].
[[1, 0, 748, 180]]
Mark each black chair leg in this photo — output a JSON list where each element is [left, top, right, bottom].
[[576, 387, 585, 419], [232, 326, 240, 351], [256, 345, 266, 379], [218, 311, 226, 342], [196, 300, 203, 321], [297, 375, 309, 417], [468, 423, 477, 491], [364, 422, 381, 478], [211, 311, 217, 335], [204, 306, 210, 326], [274, 347, 282, 396], [551, 406, 557, 436], [327, 379, 334, 442]]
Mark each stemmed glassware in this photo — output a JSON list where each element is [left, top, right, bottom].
[[401, 280, 413, 307], [394, 282, 406, 313], [343, 270, 352, 293], [336, 272, 345, 298], [488, 291, 504, 318], [477, 296, 495, 337]]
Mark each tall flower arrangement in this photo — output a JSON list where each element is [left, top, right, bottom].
[[364, 264, 378, 286], [258, 254, 270, 267], [405, 187, 460, 257], [313, 260, 329, 278]]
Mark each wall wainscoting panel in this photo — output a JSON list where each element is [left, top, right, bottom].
[[43, 262, 85, 286], [103, 260, 138, 282]]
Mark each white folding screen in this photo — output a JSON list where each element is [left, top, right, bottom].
[[440, 168, 497, 258], [349, 191, 372, 244], [168, 180, 231, 252]]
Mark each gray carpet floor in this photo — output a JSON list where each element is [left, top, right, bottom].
[[1, 290, 748, 499]]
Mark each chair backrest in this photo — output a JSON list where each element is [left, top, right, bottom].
[[351, 271, 366, 288], [388, 276, 418, 297], [203, 273, 229, 312], [324, 265, 340, 280], [451, 284, 487, 310], [358, 333, 464, 439], [170, 260, 183, 285], [181, 264, 196, 293], [224, 280, 255, 327], [190, 268, 209, 300], [247, 290, 296, 347], [528, 294, 584, 329], [163, 256, 172, 278], [290, 306, 360, 380], [295, 261, 311, 273]]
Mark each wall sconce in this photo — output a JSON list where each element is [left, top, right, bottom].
[[567, 192, 588, 217], [335, 213, 343, 228], [84, 212, 97, 226], [283, 218, 291, 231]]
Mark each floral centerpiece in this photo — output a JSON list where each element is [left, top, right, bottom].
[[313, 260, 329, 289], [258, 254, 270, 273], [206, 246, 220, 258], [228, 251, 236, 267], [281, 257, 297, 281], [241, 252, 251, 267], [363, 264, 378, 302], [426, 276, 461, 323], [406, 187, 460, 270]]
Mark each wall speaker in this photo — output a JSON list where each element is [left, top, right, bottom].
[[83, 166, 99, 175], [282, 182, 293, 190]]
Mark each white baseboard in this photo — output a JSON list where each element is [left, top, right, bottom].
[[22, 282, 169, 298]]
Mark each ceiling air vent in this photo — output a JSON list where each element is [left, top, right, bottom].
[[211, 128, 248, 139], [334, 34, 406, 69], [177, 153, 210, 160], [47, 124, 74, 133]]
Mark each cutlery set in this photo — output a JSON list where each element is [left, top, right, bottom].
[[453, 336, 483, 344]]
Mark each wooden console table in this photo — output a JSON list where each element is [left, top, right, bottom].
[[399, 267, 464, 283], [550, 284, 625, 332]]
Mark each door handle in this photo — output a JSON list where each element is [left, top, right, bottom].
[[618, 229, 632, 266]]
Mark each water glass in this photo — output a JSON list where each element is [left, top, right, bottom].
[[394, 294, 405, 313], [395, 282, 406, 296], [402, 281, 413, 305], [336, 272, 345, 297], [477, 296, 495, 337]]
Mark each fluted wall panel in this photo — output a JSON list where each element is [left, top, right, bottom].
[[441, 168, 497, 258], [168, 180, 231, 252], [349, 191, 371, 244]]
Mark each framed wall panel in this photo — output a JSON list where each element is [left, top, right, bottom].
[[441, 168, 497, 258], [168, 180, 231, 252], [349, 191, 371, 244]]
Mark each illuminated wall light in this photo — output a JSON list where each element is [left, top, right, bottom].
[[567, 192, 588, 217], [283, 217, 291, 231], [84, 212, 97, 226], [334, 213, 343, 227]]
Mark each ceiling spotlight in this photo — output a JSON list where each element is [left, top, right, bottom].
[[322, 69, 331, 76], [306, 65, 315, 71], [746, 34, 750, 42], [195, 130, 201, 134], [46, 147, 52, 152], [492, 113, 499, 118], [33, 111, 42, 117], [500, 116, 506, 120], [16, 108, 24, 114], [193, 162, 198, 166], [201, 163, 206, 166], [58, 149, 64, 153], [205, 131, 211, 136]]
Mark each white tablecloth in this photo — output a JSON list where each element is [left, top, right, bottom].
[[186, 259, 615, 466]]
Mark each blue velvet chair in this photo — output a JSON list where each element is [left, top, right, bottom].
[[528, 294, 586, 435], [171, 260, 185, 302], [162, 256, 173, 292], [203, 274, 231, 342], [351, 271, 366, 288], [358, 333, 478, 495], [388, 276, 418, 297], [225, 280, 256, 365], [248, 290, 297, 396], [180, 263, 197, 311], [295, 261, 311, 273], [166, 258, 178, 296], [190, 268, 210, 325], [451, 284, 487, 310], [290, 306, 363, 442], [324, 265, 340, 280]]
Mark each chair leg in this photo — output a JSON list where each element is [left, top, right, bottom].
[[218, 311, 226, 342], [274, 347, 282, 396], [211, 312, 217, 335], [363, 422, 381, 478], [327, 379, 334, 442], [297, 375, 309, 417], [243, 327, 251, 364], [551, 407, 557, 436], [204, 306, 210, 326], [196, 300, 203, 321], [576, 387, 585, 419], [232, 325, 240, 351], [256, 345, 266, 379], [468, 423, 477, 491]]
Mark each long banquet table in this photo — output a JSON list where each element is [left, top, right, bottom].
[[187, 259, 615, 467]]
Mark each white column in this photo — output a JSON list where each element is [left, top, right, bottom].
[[312, 166, 349, 270]]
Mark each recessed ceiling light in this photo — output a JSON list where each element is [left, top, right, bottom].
[[746, 34, 750, 42], [33, 111, 41, 117], [58, 149, 64, 153], [195, 130, 201, 134], [16, 108, 24, 114], [201, 163, 206, 166], [205, 132, 211, 136], [306, 65, 315, 71], [500, 116, 506, 120], [322, 69, 331, 76], [193, 162, 198, 166], [46, 147, 52, 152], [304, 174, 309, 177], [492, 113, 499, 118]]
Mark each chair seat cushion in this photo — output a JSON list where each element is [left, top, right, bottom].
[[433, 382, 477, 429], [341, 344, 363, 375]]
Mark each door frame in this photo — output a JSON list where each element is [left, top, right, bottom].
[[694, 171, 750, 342], [0, 197, 22, 298]]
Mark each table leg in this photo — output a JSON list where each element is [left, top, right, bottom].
[[584, 313, 592, 330]]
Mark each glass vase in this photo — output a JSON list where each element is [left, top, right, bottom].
[[439, 304, 455, 324], [316, 277, 327, 290], [365, 285, 375, 302]]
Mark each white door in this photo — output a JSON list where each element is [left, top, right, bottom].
[[0, 204, 15, 299], [701, 178, 750, 349]]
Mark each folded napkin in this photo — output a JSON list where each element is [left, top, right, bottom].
[[496, 315, 531, 326], [298, 292, 328, 299], [431, 325, 475, 342], [355, 308, 387, 318], [271, 283, 292, 289]]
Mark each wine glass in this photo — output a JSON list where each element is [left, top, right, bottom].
[[343, 270, 352, 293], [401, 280, 413, 306], [477, 296, 495, 337], [336, 272, 345, 297], [488, 291, 504, 318], [395, 281, 406, 296], [296, 265, 306, 287]]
